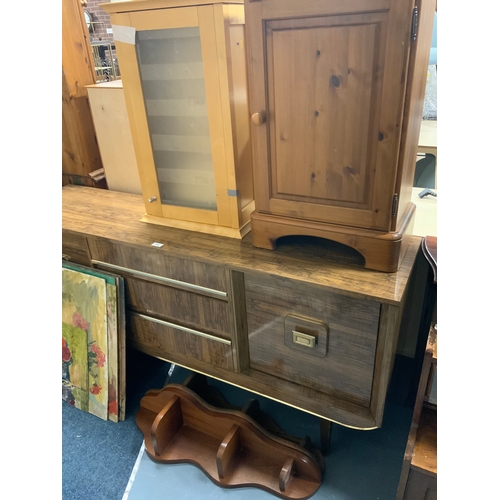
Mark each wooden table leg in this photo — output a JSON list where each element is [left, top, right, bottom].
[[320, 419, 332, 454]]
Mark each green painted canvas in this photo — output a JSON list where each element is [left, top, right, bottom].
[[62, 322, 89, 411]]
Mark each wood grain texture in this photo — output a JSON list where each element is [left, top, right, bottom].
[[62, 230, 92, 266], [244, 0, 433, 269], [62, 185, 423, 429], [62, 0, 103, 177], [101, 0, 244, 15], [128, 312, 234, 371], [136, 384, 323, 499], [124, 277, 233, 339], [245, 272, 380, 407], [88, 237, 228, 293], [85, 82, 142, 195], [227, 270, 251, 372], [62, 186, 420, 305], [250, 205, 415, 273], [105, 0, 254, 235], [245, 0, 419, 231]]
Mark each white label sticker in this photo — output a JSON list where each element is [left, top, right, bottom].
[[151, 242, 163, 248], [112, 25, 136, 45]]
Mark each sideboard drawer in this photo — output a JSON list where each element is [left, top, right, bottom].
[[245, 273, 381, 407], [129, 312, 234, 372], [62, 231, 91, 266], [88, 239, 228, 296], [125, 277, 232, 340]]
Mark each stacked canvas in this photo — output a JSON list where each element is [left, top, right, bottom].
[[62, 262, 126, 422]]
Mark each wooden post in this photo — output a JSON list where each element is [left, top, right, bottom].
[[62, 0, 103, 183]]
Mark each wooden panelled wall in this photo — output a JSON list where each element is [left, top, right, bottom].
[[62, 0, 105, 186]]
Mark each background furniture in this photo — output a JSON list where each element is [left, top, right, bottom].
[[101, 0, 254, 239], [86, 80, 143, 195], [245, 0, 436, 272], [415, 120, 437, 189], [396, 235, 437, 500], [62, 184, 426, 432], [62, 0, 105, 187]]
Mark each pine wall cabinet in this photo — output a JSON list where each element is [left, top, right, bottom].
[[245, 0, 436, 271], [101, 0, 254, 238]]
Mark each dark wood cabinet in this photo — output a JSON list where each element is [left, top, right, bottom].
[[63, 185, 423, 430], [244, 0, 436, 272]]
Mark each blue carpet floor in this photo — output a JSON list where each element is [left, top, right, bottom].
[[62, 350, 171, 500], [62, 351, 417, 500]]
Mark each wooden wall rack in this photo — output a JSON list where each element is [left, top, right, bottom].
[[136, 373, 324, 499]]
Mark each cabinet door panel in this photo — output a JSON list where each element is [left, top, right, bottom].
[[246, 1, 414, 230], [115, 6, 232, 226], [270, 20, 378, 206]]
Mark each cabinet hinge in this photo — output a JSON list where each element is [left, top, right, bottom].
[[392, 194, 398, 217], [411, 6, 419, 41]]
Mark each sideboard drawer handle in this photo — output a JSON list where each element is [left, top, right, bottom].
[[91, 260, 227, 299], [292, 330, 316, 349], [132, 312, 232, 346]]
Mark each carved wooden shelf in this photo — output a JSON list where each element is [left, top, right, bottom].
[[136, 378, 324, 499]]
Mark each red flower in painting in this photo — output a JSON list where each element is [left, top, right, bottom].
[[62, 345, 71, 363], [72, 312, 89, 331], [90, 344, 106, 367], [108, 401, 118, 416], [90, 384, 102, 395], [62, 338, 72, 363]]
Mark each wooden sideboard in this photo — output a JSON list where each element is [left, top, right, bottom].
[[62, 185, 425, 430]]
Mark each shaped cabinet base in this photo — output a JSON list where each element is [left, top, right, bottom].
[[251, 203, 416, 273]]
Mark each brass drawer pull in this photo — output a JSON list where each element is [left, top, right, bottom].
[[292, 330, 316, 349], [132, 312, 232, 345], [91, 260, 227, 299]]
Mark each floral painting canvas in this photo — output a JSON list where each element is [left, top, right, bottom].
[[62, 268, 108, 421], [62, 261, 126, 422]]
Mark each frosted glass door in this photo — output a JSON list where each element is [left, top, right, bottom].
[[136, 27, 217, 211]]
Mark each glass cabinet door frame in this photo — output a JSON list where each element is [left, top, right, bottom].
[[114, 5, 233, 227]]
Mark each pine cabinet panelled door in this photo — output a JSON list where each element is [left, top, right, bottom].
[[245, 0, 436, 272], [101, 0, 254, 239]]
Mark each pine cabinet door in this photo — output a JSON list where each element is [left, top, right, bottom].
[[114, 6, 233, 227], [246, 0, 415, 231]]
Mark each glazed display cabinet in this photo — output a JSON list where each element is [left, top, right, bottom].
[[244, 0, 436, 271], [101, 0, 254, 238]]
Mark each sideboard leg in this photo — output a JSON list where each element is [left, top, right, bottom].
[[320, 419, 332, 454]]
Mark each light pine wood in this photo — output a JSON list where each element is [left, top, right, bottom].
[[63, 185, 424, 429], [245, 0, 434, 271], [393, 0, 437, 231], [62, 0, 103, 178], [85, 81, 142, 194], [102, 0, 254, 237], [102, 0, 244, 14]]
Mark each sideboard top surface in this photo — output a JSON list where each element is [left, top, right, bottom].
[[62, 186, 420, 305]]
